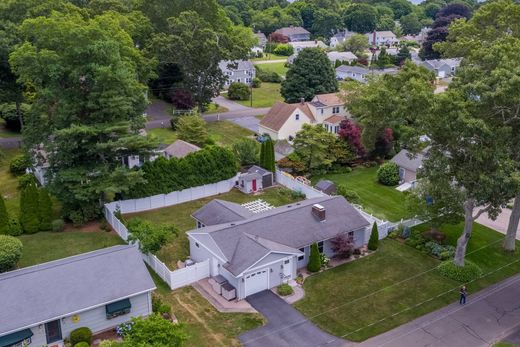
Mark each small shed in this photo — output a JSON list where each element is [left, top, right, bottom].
[[247, 165, 274, 188], [238, 172, 263, 194], [315, 179, 337, 195]]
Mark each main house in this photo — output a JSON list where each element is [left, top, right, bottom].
[[272, 26, 310, 42], [188, 196, 371, 299], [218, 60, 256, 87], [329, 30, 357, 48], [258, 93, 348, 141], [0, 246, 155, 347], [126, 139, 201, 169]]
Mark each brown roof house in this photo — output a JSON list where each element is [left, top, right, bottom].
[[273, 26, 310, 42], [258, 93, 348, 141]]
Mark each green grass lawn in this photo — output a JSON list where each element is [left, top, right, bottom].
[[251, 54, 287, 62], [0, 148, 22, 216], [126, 187, 303, 269], [312, 166, 410, 222], [203, 103, 229, 114], [256, 62, 288, 77], [17, 231, 125, 268], [295, 222, 520, 341], [150, 272, 264, 347], [233, 83, 282, 108], [148, 127, 178, 144]]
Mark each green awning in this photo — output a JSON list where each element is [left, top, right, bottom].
[[106, 298, 131, 315], [0, 329, 33, 347]]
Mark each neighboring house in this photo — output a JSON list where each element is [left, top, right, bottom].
[[162, 139, 201, 160], [329, 30, 357, 48], [327, 51, 357, 64], [367, 31, 399, 46], [188, 196, 370, 299], [289, 40, 327, 53], [273, 26, 310, 42], [420, 58, 461, 78], [336, 65, 398, 83], [0, 246, 155, 347], [219, 60, 256, 87], [401, 27, 431, 44], [254, 31, 267, 49], [258, 92, 348, 140], [390, 148, 427, 188], [315, 179, 337, 195]]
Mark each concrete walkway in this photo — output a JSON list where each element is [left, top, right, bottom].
[[358, 272, 520, 347], [477, 208, 519, 237]]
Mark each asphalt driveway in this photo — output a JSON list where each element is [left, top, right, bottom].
[[239, 290, 346, 347]]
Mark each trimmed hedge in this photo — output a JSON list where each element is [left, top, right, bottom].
[[228, 82, 250, 101], [127, 146, 238, 198], [9, 154, 30, 176], [307, 243, 321, 272], [70, 327, 92, 346], [377, 162, 400, 186], [437, 260, 483, 282], [277, 283, 294, 296], [0, 235, 23, 273], [368, 223, 379, 251]]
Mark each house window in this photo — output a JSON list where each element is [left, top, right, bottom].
[[348, 231, 354, 237], [284, 259, 290, 264], [298, 248, 304, 261], [333, 106, 340, 114], [334, 126, 339, 134], [106, 298, 131, 319], [320, 109, 324, 115], [295, 114, 300, 120], [318, 241, 324, 253]]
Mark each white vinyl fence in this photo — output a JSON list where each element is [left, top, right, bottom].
[[104, 175, 240, 289], [275, 170, 326, 199]]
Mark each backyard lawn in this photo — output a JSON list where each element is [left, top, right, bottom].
[[295, 222, 520, 342], [126, 187, 304, 269], [251, 54, 287, 62], [233, 83, 283, 108], [151, 271, 264, 347], [0, 148, 22, 215], [312, 166, 410, 222], [148, 120, 254, 147], [256, 62, 288, 77], [17, 231, 125, 268]]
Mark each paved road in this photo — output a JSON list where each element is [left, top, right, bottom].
[[0, 137, 22, 148], [477, 207, 520, 237], [203, 108, 270, 122], [239, 291, 345, 347], [212, 95, 250, 112], [358, 272, 520, 347]]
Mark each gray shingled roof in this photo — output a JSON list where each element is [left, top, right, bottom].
[[248, 165, 270, 177], [336, 65, 370, 74], [192, 199, 253, 226], [0, 246, 155, 335], [390, 149, 426, 173], [274, 26, 310, 36], [163, 140, 200, 158], [189, 196, 369, 276], [218, 60, 255, 72], [315, 180, 336, 195]]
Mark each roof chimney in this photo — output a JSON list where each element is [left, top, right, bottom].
[[312, 204, 326, 222], [300, 97, 305, 105]]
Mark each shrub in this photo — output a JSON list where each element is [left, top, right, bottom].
[[307, 243, 321, 272], [9, 154, 30, 176], [424, 241, 455, 259], [273, 43, 294, 56], [38, 188, 53, 231], [252, 77, 261, 88], [170, 89, 195, 110], [377, 162, 400, 186], [367, 223, 379, 251], [7, 218, 22, 236], [320, 253, 330, 267], [74, 342, 89, 347], [0, 235, 23, 273], [232, 138, 259, 166], [17, 174, 36, 190], [388, 231, 398, 239], [277, 283, 294, 296], [330, 233, 354, 258], [100, 219, 111, 232], [437, 260, 483, 282], [255, 67, 282, 83], [170, 116, 180, 131], [19, 183, 40, 234], [228, 82, 250, 101], [290, 190, 306, 200], [127, 218, 178, 254], [52, 219, 65, 232], [0, 195, 8, 234], [152, 295, 172, 315], [70, 327, 93, 346], [260, 137, 275, 172], [176, 114, 208, 147], [337, 184, 360, 204]]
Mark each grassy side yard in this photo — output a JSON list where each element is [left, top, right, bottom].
[[203, 103, 228, 115], [312, 166, 410, 222], [17, 231, 125, 268], [256, 62, 288, 77], [0, 148, 22, 216], [295, 222, 520, 341], [251, 54, 287, 62], [148, 120, 254, 147], [150, 271, 264, 347], [126, 187, 303, 269], [233, 83, 283, 108]]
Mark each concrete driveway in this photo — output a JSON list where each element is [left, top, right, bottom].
[[230, 116, 260, 133], [239, 291, 346, 347], [477, 207, 520, 237]]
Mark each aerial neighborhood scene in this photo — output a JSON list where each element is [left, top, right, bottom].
[[1, 0, 520, 346]]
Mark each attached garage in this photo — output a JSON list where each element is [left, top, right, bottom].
[[244, 269, 269, 297]]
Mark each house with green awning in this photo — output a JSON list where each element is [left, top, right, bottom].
[[0, 245, 155, 347]]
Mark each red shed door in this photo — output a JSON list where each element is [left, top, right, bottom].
[[252, 179, 257, 191]]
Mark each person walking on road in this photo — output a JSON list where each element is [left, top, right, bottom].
[[459, 285, 467, 305]]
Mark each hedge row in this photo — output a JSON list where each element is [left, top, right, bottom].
[[127, 146, 238, 198]]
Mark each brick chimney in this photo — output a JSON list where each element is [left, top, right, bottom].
[[300, 97, 305, 105], [312, 204, 326, 222]]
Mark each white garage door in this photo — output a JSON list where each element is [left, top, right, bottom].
[[245, 269, 269, 297]]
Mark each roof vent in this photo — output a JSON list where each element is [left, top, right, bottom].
[[312, 204, 326, 222]]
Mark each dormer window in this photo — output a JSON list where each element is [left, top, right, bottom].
[[295, 114, 300, 120]]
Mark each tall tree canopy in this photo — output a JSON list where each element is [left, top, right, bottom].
[[9, 11, 157, 224]]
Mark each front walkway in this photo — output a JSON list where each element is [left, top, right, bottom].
[[358, 272, 520, 347], [192, 279, 256, 313]]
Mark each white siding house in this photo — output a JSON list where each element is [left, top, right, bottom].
[[219, 60, 256, 87]]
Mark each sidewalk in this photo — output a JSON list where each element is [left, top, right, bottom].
[[358, 272, 520, 347]]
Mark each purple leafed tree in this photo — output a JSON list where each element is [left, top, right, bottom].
[[330, 233, 355, 259], [338, 119, 365, 157]]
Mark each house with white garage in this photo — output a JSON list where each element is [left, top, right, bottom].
[[258, 93, 348, 141], [188, 196, 370, 299], [0, 245, 155, 347], [420, 58, 461, 78]]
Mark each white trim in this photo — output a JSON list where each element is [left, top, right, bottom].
[[188, 234, 227, 263], [0, 290, 155, 337], [239, 252, 300, 277]]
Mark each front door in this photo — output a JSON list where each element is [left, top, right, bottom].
[[252, 179, 257, 192], [45, 320, 62, 344]]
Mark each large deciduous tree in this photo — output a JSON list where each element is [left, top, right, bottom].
[[9, 12, 157, 224], [293, 124, 337, 172], [343, 3, 378, 33], [281, 48, 338, 103]]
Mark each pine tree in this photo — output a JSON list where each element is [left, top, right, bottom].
[[38, 188, 53, 231], [259, 141, 266, 169], [0, 194, 9, 234], [368, 222, 379, 251], [307, 243, 321, 272], [260, 138, 275, 172], [19, 183, 40, 234]]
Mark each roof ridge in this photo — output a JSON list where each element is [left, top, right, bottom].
[[0, 245, 133, 282]]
